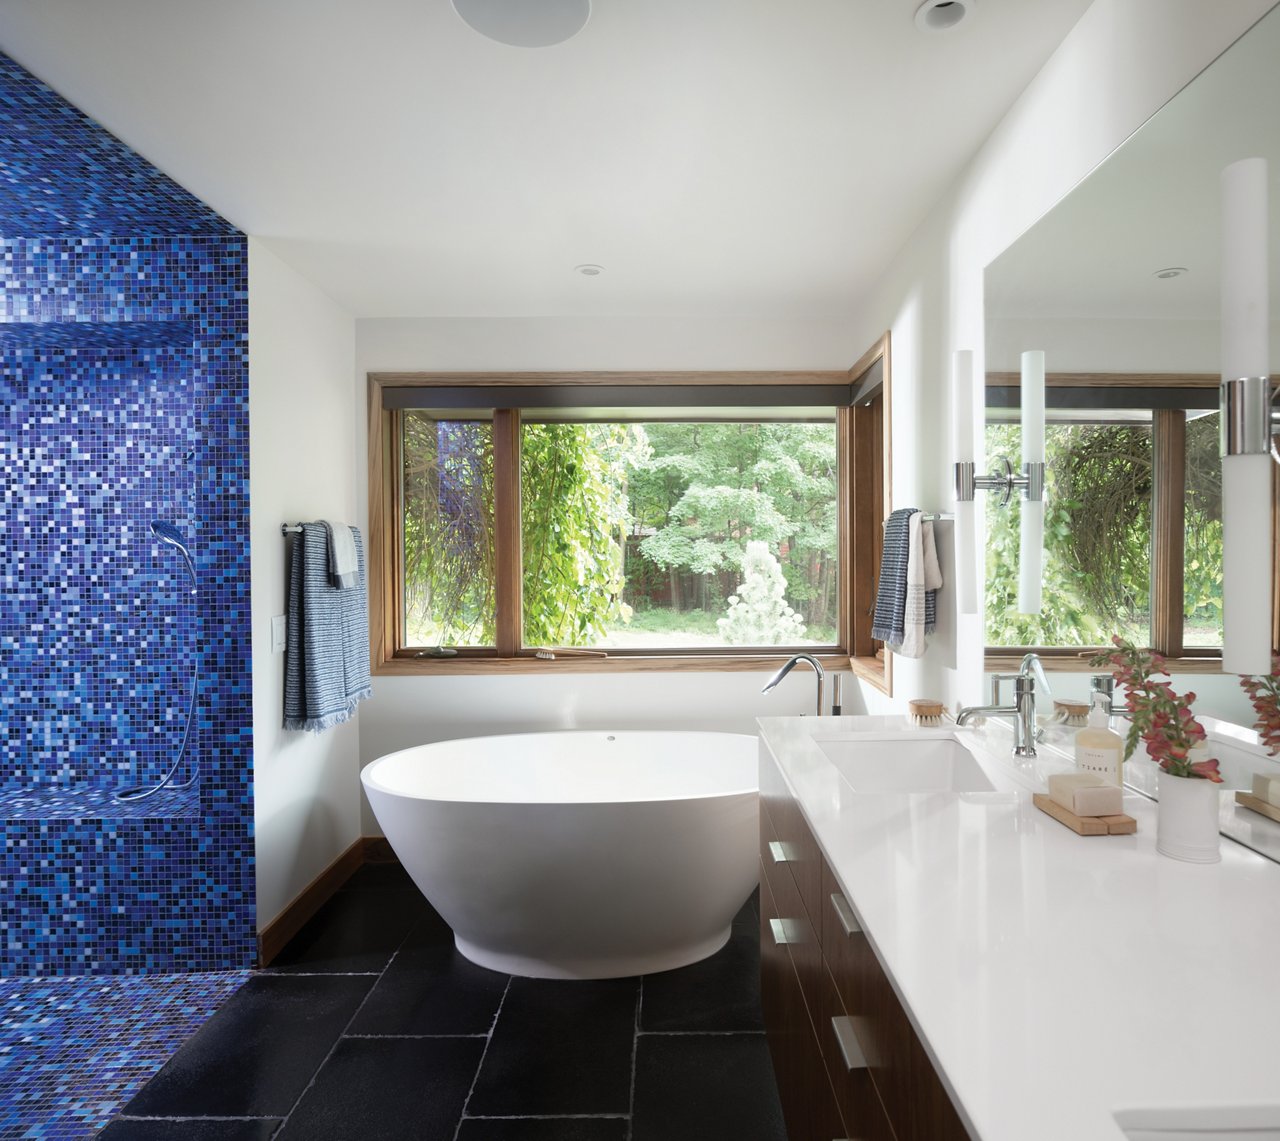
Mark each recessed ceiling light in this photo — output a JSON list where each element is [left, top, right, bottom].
[[452, 0, 591, 48], [1153, 266, 1189, 279], [575, 264, 604, 276], [914, 0, 975, 33]]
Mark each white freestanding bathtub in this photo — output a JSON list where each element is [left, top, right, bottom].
[[360, 730, 759, 979]]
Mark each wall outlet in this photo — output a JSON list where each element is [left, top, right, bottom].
[[271, 615, 287, 653]]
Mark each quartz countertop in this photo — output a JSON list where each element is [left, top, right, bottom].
[[756, 714, 1280, 1141]]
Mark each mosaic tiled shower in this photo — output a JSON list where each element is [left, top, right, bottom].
[[0, 53, 254, 973]]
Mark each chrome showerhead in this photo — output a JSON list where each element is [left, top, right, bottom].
[[150, 520, 197, 592]]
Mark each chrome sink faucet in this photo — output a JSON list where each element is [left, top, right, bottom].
[[762, 654, 826, 717], [956, 652, 1049, 757]]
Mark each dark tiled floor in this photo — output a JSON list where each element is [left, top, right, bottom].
[[99, 863, 787, 1140]]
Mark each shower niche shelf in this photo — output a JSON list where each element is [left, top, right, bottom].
[[0, 783, 201, 821]]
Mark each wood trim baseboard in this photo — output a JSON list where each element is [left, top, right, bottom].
[[257, 838, 371, 967]]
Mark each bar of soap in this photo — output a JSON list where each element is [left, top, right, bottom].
[[1047, 772, 1123, 817], [1251, 771, 1280, 808]]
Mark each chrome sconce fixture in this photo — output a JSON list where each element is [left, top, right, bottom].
[[1220, 156, 1273, 676], [953, 349, 1046, 614]]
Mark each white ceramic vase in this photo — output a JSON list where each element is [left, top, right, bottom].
[[1156, 768, 1222, 863]]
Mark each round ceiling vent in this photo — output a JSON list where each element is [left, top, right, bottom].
[[451, 0, 591, 48], [914, 0, 975, 33]]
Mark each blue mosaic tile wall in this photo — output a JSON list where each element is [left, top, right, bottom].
[[0, 51, 254, 974]]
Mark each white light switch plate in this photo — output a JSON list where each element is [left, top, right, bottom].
[[271, 614, 287, 653]]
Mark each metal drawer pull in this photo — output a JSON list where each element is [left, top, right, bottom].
[[769, 917, 805, 946], [768, 840, 792, 863], [831, 1015, 869, 1071], [830, 892, 861, 937]]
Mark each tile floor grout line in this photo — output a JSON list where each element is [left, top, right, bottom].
[[626, 975, 643, 1141], [267, 927, 413, 1135], [451, 972, 512, 1141]]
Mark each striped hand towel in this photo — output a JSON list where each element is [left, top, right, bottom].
[[284, 522, 372, 732], [871, 508, 916, 646], [897, 513, 943, 659]]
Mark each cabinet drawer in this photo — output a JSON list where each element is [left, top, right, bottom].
[[817, 958, 895, 1141], [759, 865, 845, 1141], [821, 866, 968, 1141], [760, 776, 824, 931], [759, 823, 825, 1029]]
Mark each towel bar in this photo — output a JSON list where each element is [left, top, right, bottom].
[[880, 512, 951, 528], [281, 523, 304, 535]]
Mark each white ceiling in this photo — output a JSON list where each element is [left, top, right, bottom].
[[0, 0, 1091, 319]]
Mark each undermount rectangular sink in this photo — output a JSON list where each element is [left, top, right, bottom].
[[1114, 1106, 1280, 1140], [816, 735, 995, 793]]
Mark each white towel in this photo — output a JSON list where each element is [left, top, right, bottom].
[[896, 512, 943, 659], [324, 520, 359, 590]]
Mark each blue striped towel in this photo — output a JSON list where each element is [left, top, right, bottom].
[[871, 508, 939, 649], [284, 522, 372, 732]]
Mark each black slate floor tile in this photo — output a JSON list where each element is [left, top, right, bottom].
[[274, 1036, 484, 1141], [121, 974, 373, 1118], [348, 940, 509, 1036], [97, 1119, 282, 1140], [340, 861, 416, 892], [265, 887, 430, 973], [632, 1033, 786, 1141], [457, 1119, 629, 1140], [467, 977, 639, 1117], [640, 920, 763, 1033]]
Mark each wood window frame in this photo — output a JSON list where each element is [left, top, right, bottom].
[[983, 370, 1265, 675], [367, 339, 892, 687]]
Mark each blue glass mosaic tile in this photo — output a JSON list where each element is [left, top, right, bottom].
[[0, 53, 236, 237], [0, 970, 248, 1138], [0, 50, 254, 974]]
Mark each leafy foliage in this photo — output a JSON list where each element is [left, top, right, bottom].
[[403, 416, 839, 648], [402, 416, 495, 645], [985, 416, 1224, 648], [520, 423, 635, 646]]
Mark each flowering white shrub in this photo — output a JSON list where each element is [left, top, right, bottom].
[[717, 541, 807, 645]]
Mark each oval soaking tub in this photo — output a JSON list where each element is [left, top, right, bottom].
[[361, 730, 759, 979]]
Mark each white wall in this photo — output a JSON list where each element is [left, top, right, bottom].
[[841, 0, 1277, 714], [249, 238, 362, 928], [351, 1, 1277, 834]]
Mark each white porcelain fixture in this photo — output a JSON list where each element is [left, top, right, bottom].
[[1115, 1104, 1280, 1140], [816, 733, 996, 793], [361, 730, 758, 979]]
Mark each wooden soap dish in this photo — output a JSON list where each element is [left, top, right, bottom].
[[1235, 791, 1280, 824], [1033, 793, 1137, 836]]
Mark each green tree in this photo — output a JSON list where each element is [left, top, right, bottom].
[[628, 422, 838, 623], [520, 422, 636, 645]]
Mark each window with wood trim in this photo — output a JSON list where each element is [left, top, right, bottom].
[[368, 350, 891, 679], [984, 374, 1232, 665]]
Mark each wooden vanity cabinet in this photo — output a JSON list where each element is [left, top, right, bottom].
[[759, 754, 970, 1141]]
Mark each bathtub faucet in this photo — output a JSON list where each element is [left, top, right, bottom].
[[762, 654, 826, 717]]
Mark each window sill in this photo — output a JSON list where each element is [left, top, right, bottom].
[[985, 649, 1224, 675], [376, 651, 856, 677]]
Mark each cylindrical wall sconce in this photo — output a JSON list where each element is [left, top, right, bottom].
[[1220, 156, 1273, 676], [953, 348, 1046, 616], [1018, 350, 1046, 614], [951, 349, 978, 615]]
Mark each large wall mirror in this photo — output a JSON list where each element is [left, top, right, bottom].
[[983, 5, 1280, 672], [982, 6, 1280, 861]]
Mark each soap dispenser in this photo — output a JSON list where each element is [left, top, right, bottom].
[[1074, 694, 1124, 786]]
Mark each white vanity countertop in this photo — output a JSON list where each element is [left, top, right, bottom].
[[757, 714, 1280, 1141]]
